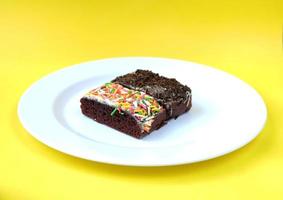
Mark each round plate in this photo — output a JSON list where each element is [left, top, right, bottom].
[[18, 57, 267, 166]]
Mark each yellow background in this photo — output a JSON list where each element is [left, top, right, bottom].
[[0, 0, 282, 199]]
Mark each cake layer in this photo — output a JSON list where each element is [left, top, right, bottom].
[[81, 98, 166, 138], [112, 70, 192, 119]]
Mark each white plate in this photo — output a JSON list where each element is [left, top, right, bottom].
[[18, 57, 267, 166]]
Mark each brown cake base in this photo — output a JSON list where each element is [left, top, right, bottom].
[[80, 98, 166, 139]]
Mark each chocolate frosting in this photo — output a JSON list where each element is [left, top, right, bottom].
[[112, 69, 192, 118]]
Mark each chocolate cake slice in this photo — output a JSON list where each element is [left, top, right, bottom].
[[80, 70, 192, 139]]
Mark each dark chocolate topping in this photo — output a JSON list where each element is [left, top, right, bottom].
[[112, 69, 192, 118]]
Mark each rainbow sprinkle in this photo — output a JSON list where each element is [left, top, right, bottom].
[[84, 83, 164, 132]]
